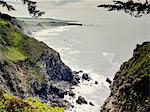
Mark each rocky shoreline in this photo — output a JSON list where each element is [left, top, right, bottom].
[[0, 12, 149, 112], [0, 13, 96, 111]]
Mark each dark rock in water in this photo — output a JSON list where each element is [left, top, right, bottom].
[[76, 96, 88, 105], [106, 78, 112, 84], [49, 85, 67, 98], [74, 71, 79, 74], [95, 81, 98, 84], [68, 90, 75, 97], [79, 70, 83, 73], [82, 73, 92, 81], [58, 89, 66, 98], [89, 102, 94, 106], [72, 75, 81, 85], [74, 70, 83, 75]]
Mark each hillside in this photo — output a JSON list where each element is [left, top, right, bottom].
[[0, 13, 78, 111], [101, 42, 150, 112]]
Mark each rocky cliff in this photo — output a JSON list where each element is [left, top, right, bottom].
[[101, 42, 150, 112], [0, 13, 76, 109]]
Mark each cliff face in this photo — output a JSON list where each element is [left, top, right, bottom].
[[101, 42, 150, 112], [0, 13, 74, 107]]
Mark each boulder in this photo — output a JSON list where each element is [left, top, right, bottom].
[[89, 102, 94, 106], [76, 96, 88, 105], [82, 73, 92, 81], [72, 75, 81, 85], [106, 78, 112, 84], [95, 81, 98, 84], [68, 90, 75, 97]]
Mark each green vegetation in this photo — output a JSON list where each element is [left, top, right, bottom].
[[103, 42, 150, 112], [0, 19, 8, 26], [0, 18, 48, 63], [0, 90, 64, 112], [10, 32, 22, 47], [3, 47, 28, 62], [0, 18, 65, 111], [0, 19, 28, 62], [0, 18, 50, 83], [112, 42, 150, 94], [21, 36, 48, 63]]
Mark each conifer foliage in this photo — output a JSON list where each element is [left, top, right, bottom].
[[98, 0, 150, 17], [0, 0, 45, 17]]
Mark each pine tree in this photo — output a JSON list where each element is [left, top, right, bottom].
[[0, 0, 45, 17], [98, 0, 150, 17]]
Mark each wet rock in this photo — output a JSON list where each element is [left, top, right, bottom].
[[58, 89, 66, 98], [76, 96, 88, 105], [89, 102, 94, 106], [74, 71, 79, 74], [106, 78, 112, 84], [95, 81, 98, 84], [82, 73, 92, 81], [72, 75, 81, 85], [74, 70, 83, 74], [79, 70, 83, 73], [49, 85, 67, 98], [68, 90, 75, 97]]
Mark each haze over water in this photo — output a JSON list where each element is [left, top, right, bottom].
[[1, 0, 149, 112]]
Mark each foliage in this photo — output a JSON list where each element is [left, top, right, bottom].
[[0, 0, 45, 17], [0, 19, 28, 62], [0, 18, 48, 63], [0, 90, 64, 112], [3, 47, 28, 62], [98, 0, 150, 17]]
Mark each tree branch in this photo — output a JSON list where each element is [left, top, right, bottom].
[[0, 0, 45, 17], [98, 0, 150, 17]]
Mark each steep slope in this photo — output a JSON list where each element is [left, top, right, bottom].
[[0, 90, 64, 112], [0, 13, 75, 108], [101, 42, 150, 112]]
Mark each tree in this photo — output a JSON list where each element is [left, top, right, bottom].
[[0, 0, 45, 17], [98, 0, 150, 17]]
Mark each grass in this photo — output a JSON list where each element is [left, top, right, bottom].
[[3, 47, 28, 62], [10, 32, 23, 47], [0, 18, 49, 63], [0, 19, 28, 62], [0, 16, 66, 112], [0, 91, 64, 112], [0, 19, 8, 26]]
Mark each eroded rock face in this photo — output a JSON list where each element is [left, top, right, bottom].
[[40, 50, 73, 82], [0, 14, 74, 108], [100, 42, 150, 112]]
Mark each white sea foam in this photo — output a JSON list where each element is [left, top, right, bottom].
[[33, 26, 77, 36], [64, 69, 109, 112], [33, 26, 110, 112]]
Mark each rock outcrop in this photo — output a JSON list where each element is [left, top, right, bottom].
[[0, 13, 75, 108], [100, 42, 150, 112]]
